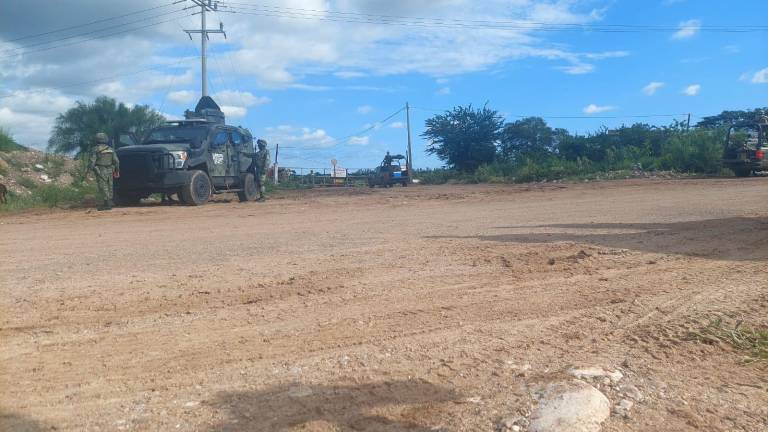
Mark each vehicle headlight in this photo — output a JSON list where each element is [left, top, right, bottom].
[[169, 151, 188, 169]]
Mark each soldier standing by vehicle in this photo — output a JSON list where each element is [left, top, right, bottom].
[[90, 132, 120, 211], [253, 139, 270, 202]]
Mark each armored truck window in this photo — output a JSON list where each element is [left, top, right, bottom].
[[146, 126, 208, 147], [231, 131, 244, 147], [212, 131, 228, 147]]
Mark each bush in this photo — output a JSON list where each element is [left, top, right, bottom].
[[16, 176, 38, 190], [0, 183, 96, 212], [0, 127, 26, 152], [657, 129, 724, 174]]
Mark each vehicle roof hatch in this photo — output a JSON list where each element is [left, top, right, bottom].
[[184, 96, 225, 125]]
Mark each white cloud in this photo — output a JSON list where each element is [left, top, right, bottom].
[[220, 106, 247, 119], [558, 63, 594, 75], [348, 135, 369, 146], [436, 78, 450, 84], [389, 121, 405, 129], [208, 90, 271, 119], [683, 84, 701, 96], [672, 19, 702, 40], [643, 82, 665, 96], [436, 87, 451, 95], [750, 68, 768, 84], [167, 90, 196, 105], [357, 105, 373, 114], [583, 51, 630, 60], [0, 89, 77, 149], [583, 104, 617, 114], [212, 90, 270, 107], [265, 125, 336, 149], [334, 71, 366, 79]]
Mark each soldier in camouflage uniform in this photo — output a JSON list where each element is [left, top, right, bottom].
[[90, 132, 120, 211], [253, 139, 270, 202]]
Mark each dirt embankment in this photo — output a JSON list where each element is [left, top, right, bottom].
[[1, 178, 767, 431], [0, 150, 76, 195]]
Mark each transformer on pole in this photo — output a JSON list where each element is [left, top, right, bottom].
[[184, 0, 226, 97]]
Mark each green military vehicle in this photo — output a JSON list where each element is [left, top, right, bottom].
[[115, 97, 259, 205], [722, 115, 768, 177], [367, 152, 411, 188]]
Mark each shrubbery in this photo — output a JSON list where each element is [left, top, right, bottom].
[[1, 182, 96, 212], [416, 106, 748, 184]]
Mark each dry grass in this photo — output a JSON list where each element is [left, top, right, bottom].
[[691, 317, 768, 363]]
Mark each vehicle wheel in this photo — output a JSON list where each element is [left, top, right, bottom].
[[181, 170, 211, 205], [733, 167, 752, 177], [114, 192, 142, 206], [402, 181, 408, 187], [237, 173, 258, 202]]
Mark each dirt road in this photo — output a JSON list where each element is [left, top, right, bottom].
[[2, 178, 767, 431]]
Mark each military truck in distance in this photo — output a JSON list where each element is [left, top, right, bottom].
[[722, 116, 768, 177], [367, 153, 410, 187], [115, 97, 258, 205]]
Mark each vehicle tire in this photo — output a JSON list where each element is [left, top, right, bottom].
[[733, 167, 752, 177], [181, 170, 211, 206], [114, 192, 142, 206], [402, 181, 408, 187], [237, 173, 258, 202]]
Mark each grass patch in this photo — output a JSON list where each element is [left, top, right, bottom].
[[1, 182, 96, 213], [690, 317, 768, 363], [0, 127, 27, 152], [16, 176, 38, 190]]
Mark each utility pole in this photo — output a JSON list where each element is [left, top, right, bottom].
[[686, 113, 691, 131], [273, 143, 279, 185], [184, 0, 226, 97], [405, 102, 413, 178]]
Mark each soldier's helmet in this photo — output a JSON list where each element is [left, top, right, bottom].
[[95, 132, 109, 144], [257, 139, 267, 149]]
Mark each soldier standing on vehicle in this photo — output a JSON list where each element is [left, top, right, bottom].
[[90, 132, 120, 211], [253, 139, 270, 202]]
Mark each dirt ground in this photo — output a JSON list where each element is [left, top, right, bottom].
[[2, 178, 767, 432]]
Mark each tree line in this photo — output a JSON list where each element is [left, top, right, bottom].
[[421, 105, 766, 182]]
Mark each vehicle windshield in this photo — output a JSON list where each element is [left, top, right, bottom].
[[145, 126, 208, 147]]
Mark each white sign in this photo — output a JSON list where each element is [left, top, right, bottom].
[[332, 167, 347, 178], [212, 153, 225, 165]]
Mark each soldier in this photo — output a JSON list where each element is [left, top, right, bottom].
[[89, 132, 120, 211], [253, 139, 270, 202]]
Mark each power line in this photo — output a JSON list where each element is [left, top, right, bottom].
[[0, 12, 197, 58], [1, 0, 186, 45], [218, 3, 768, 33], [0, 7, 193, 55]]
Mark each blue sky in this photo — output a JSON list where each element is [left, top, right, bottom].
[[1, 0, 766, 169]]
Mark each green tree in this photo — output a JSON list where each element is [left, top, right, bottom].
[[696, 108, 767, 129], [499, 117, 556, 162], [422, 104, 503, 172], [48, 96, 165, 154]]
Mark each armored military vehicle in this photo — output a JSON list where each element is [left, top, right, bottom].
[[722, 115, 768, 177], [367, 152, 410, 187], [114, 97, 258, 205]]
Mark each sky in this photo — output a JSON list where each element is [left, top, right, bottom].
[[1, 0, 766, 169]]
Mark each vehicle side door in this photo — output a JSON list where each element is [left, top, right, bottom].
[[230, 130, 249, 175], [209, 129, 229, 181]]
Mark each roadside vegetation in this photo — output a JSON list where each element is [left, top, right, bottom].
[[1, 182, 97, 213], [0, 127, 27, 153], [690, 317, 768, 363], [417, 106, 765, 184]]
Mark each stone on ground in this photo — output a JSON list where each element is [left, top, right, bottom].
[[529, 380, 610, 432]]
